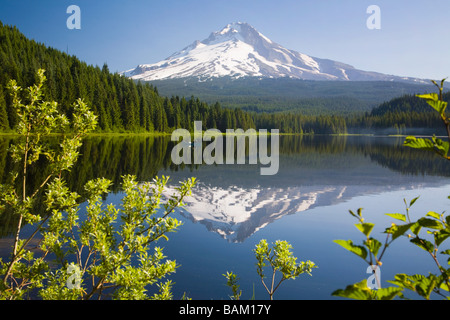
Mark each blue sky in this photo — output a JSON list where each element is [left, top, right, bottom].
[[1, 0, 450, 80]]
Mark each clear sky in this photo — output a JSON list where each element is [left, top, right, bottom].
[[1, 0, 450, 80]]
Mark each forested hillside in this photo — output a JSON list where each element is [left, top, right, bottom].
[[0, 22, 255, 133], [345, 93, 450, 134], [149, 77, 439, 115], [371, 92, 450, 116]]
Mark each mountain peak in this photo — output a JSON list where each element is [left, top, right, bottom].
[[217, 22, 248, 34], [122, 22, 428, 84], [214, 22, 256, 36], [204, 22, 273, 46]]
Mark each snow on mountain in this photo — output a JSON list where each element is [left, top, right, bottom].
[[163, 179, 436, 243], [164, 181, 348, 243], [122, 22, 427, 83]]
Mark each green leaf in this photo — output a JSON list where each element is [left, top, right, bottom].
[[355, 223, 375, 237], [388, 273, 415, 291], [385, 223, 414, 240], [434, 230, 450, 247], [432, 136, 450, 157], [404, 136, 449, 158], [404, 136, 436, 152], [389, 273, 437, 300], [375, 287, 403, 300], [416, 93, 448, 115], [410, 222, 422, 236], [333, 239, 368, 260], [426, 211, 441, 220], [410, 237, 434, 253], [349, 208, 363, 220], [417, 217, 443, 230], [364, 238, 382, 256], [431, 78, 447, 91], [438, 280, 450, 292], [333, 280, 402, 300], [417, 93, 438, 102], [388, 273, 439, 299], [409, 196, 420, 207], [413, 274, 438, 300], [332, 279, 375, 300], [385, 213, 407, 222]]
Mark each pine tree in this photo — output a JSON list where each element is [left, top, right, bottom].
[[0, 86, 9, 131]]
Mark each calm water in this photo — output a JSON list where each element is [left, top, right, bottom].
[[2, 134, 450, 300]]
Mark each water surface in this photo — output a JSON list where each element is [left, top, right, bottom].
[[1, 134, 450, 300]]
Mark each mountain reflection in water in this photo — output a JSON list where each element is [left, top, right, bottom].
[[1, 134, 450, 242], [160, 135, 450, 242]]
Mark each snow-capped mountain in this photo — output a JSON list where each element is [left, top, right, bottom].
[[165, 181, 348, 243], [123, 22, 427, 83]]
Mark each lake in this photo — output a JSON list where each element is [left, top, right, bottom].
[[1, 134, 450, 300]]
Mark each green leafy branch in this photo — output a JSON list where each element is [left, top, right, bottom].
[[1, 69, 97, 298], [334, 193, 450, 300], [0, 69, 197, 300], [332, 207, 403, 300], [224, 239, 317, 300], [404, 78, 450, 159]]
